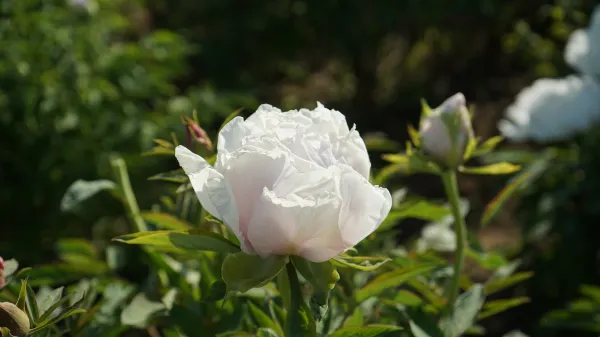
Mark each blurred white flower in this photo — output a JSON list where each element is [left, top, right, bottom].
[[416, 199, 469, 253], [420, 93, 473, 168], [498, 75, 600, 142], [176, 103, 392, 262], [564, 5, 600, 76]]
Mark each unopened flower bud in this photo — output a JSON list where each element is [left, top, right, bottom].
[[0, 302, 30, 336], [419, 93, 473, 168], [184, 116, 213, 151]]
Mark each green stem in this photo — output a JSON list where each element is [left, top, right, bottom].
[[441, 170, 466, 313], [110, 157, 148, 232], [284, 262, 316, 337]]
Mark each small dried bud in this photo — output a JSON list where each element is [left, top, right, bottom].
[[0, 302, 30, 336], [183, 116, 213, 151], [419, 93, 474, 168]]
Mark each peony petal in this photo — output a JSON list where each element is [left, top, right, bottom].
[[219, 147, 291, 241], [247, 185, 345, 262], [174, 146, 252, 253], [337, 165, 392, 249], [217, 116, 248, 154], [334, 128, 371, 178]]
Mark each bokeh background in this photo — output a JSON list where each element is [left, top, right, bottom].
[[1, 0, 599, 336]]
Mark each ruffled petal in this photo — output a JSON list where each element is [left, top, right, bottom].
[[174, 145, 252, 253]]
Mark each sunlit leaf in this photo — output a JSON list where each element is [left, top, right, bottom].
[[331, 256, 391, 271], [148, 169, 188, 183], [113, 229, 239, 254], [355, 265, 436, 303], [329, 325, 402, 337], [140, 212, 192, 230], [459, 162, 520, 175], [484, 272, 533, 295], [478, 297, 530, 320]]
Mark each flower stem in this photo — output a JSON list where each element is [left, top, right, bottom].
[[441, 170, 467, 313], [284, 262, 316, 337], [110, 156, 148, 232]]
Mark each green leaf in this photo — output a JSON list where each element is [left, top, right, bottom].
[[121, 293, 166, 328], [15, 280, 27, 311], [291, 257, 339, 321], [503, 331, 529, 337], [257, 328, 281, 337], [248, 302, 284, 336], [394, 290, 423, 307], [221, 253, 288, 293], [60, 179, 117, 211], [478, 297, 530, 320], [484, 272, 533, 295], [379, 200, 451, 231], [342, 308, 364, 328], [0, 328, 15, 337], [459, 162, 520, 175], [471, 136, 504, 157], [24, 285, 39, 324], [355, 265, 436, 303], [439, 284, 485, 337], [113, 229, 240, 253], [480, 155, 549, 227], [38, 287, 64, 318], [409, 319, 443, 337], [465, 249, 508, 270], [329, 325, 402, 337], [363, 133, 402, 152], [407, 124, 421, 147], [148, 169, 188, 183], [331, 256, 391, 272], [140, 212, 192, 230], [203, 280, 227, 302]]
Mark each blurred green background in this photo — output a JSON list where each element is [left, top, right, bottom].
[[1, 0, 598, 336]]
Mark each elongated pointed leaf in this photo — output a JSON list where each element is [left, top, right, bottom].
[[478, 297, 530, 320], [329, 325, 402, 337], [459, 162, 520, 175], [356, 265, 436, 303], [24, 285, 39, 324], [484, 272, 533, 295], [114, 229, 239, 253], [331, 256, 391, 271], [15, 280, 27, 311], [140, 212, 192, 230]]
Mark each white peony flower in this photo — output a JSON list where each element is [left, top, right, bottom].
[[416, 199, 469, 253], [420, 93, 473, 168], [175, 103, 392, 262], [499, 76, 600, 142], [564, 5, 600, 76]]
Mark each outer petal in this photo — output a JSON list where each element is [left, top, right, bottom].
[[334, 127, 371, 178], [218, 147, 291, 243], [337, 165, 392, 249], [217, 116, 248, 154], [174, 146, 251, 253], [246, 167, 346, 262]]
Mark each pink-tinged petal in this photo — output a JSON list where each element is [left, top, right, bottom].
[[337, 165, 392, 249], [219, 147, 290, 242], [174, 145, 252, 253]]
